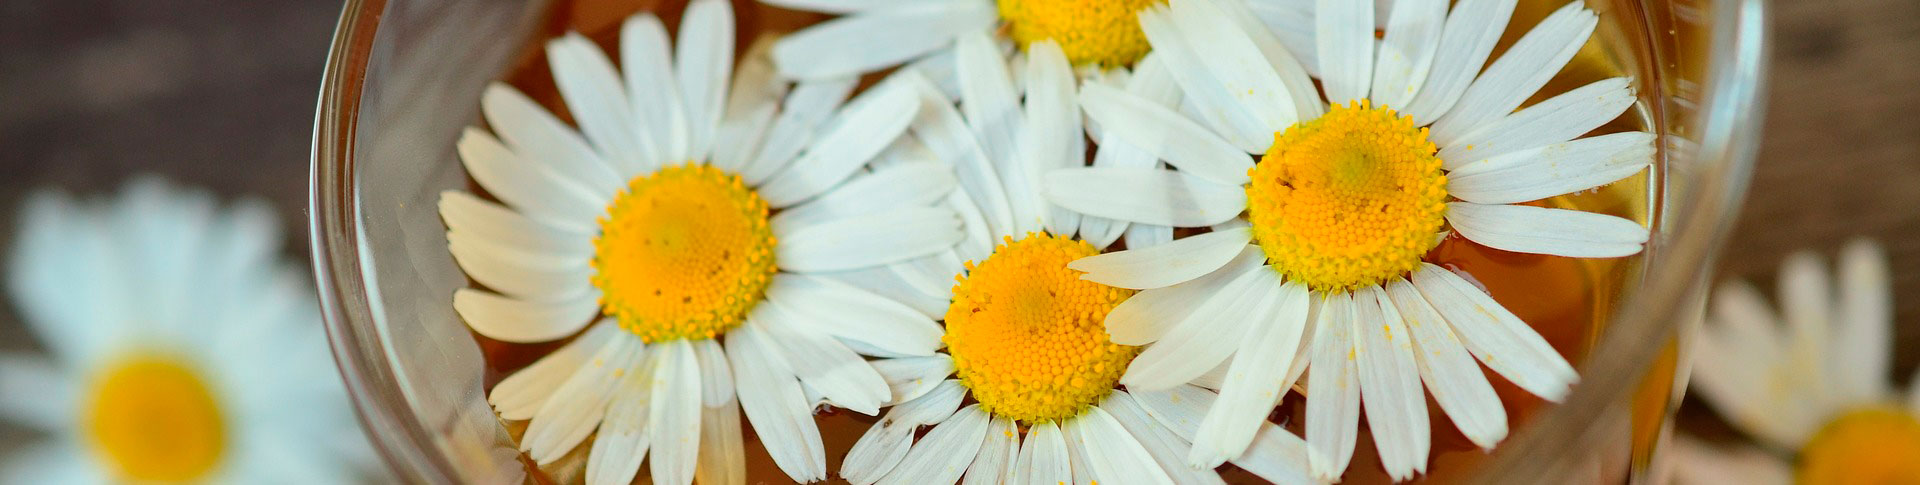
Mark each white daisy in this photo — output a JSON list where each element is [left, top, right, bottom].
[[764, 0, 1165, 85], [1044, 0, 1655, 480], [837, 41, 1320, 485], [0, 178, 377, 484], [443, 2, 966, 484], [1674, 239, 1920, 484]]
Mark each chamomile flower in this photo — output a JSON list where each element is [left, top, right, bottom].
[[1044, 0, 1654, 480], [0, 178, 376, 484], [443, 2, 967, 483], [1675, 240, 1920, 484], [834, 42, 1319, 485], [763, 0, 1164, 83]]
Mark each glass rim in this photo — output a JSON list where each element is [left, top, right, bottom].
[[307, 0, 1773, 482]]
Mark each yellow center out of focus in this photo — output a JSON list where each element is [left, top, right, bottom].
[[945, 233, 1137, 424], [83, 355, 225, 482], [1797, 407, 1920, 484], [592, 164, 777, 343], [1246, 101, 1450, 293], [997, 0, 1160, 67]]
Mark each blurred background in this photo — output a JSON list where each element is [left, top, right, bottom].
[[0, 0, 1916, 472]]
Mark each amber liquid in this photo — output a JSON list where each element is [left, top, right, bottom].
[[467, 0, 1665, 483]]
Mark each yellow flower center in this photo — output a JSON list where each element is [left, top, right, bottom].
[[1798, 407, 1920, 485], [1246, 101, 1449, 292], [945, 233, 1137, 424], [83, 355, 225, 482], [997, 0, 1161, 67], [592, 164, 777, 343]]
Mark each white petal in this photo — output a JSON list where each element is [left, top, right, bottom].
[[1233, 420, 1323, 485], [1122, 265, 1273, 390], [760, 0, 951, 13], [1138, 7, 1271, 152], [1190, 281, 1310, 469], [772, 162, 957, 232], [1129, 384, 1217, 441], [585, 352, 652, 485], [1021, 422, 1072, 485], [621, 13, 688, 167], [726, 325, 828, 482], [1165, 0, 1299, 130], [1078, 83, 1252, 186], [1315, 0, 1375, 104], [1068, 227, 1253, 290], [1411, 263, 1578, 400], [1384, 279, 1507, 449], [1447, 131, 1655, 205], [1832, 239, 1893, 402], [0, 354, 72, 430], [1207, 0, 1325, 122], [764, 273, 946, 358], [1065, 424, 1097, 485], [955, 32, 1024, 180], [1305, 292, 1359, 480], [490, 323, 618, 420], [906, 45, 963, 100], [1445, 202, 1649, 258], [751, 303, 890, 415], [1430, 2, 1597, 146], [776, 206, 963, 273], [904, 71, 1017, 239], [743, 77, 859, 185], [548, 34, 647, 171], [0, 440, 106, 485], [438, 191, 593, 258], [712, 37, 787, 174], [1369, 0, 1445, 109], [1401, 0, 1517, 125], [481, 83, 622, 195], [817, 265, 951, 319], [759, 84, 921, 207], [1125, 223, 1175, 250], [446, 235, 591, 302], [963, 416, 1021, 485], [1019, 41, 1083, 237], [456, 128, 603, 230], [842, 381, 968, 485], [695, 401, 747, 485], [872, 355, 956, 405], [1043, 168, 1246, 227], [1352, 287, 1430, 480], [454, 288, 598, 344], [646, 342, 702, 485], [1106, 246, 1266, 345], [676, 0, 735, 160], [771, 2, 994, 81], [878, 404, 992, 485], [523, 336, 642, 464], [1073, 407, 1175, 485], [1667, 435, 1794, 485], [1246, 0, 1320, 77], [1438, 77, 1637, 166], [1099, 392, 1228, 485]]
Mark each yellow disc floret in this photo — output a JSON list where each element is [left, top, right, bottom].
[[998, 0, 1161, 67], [945, 233, 1137, 424], [1798, 407, 1920, 484], [84, 354, 226, 482], [592, 164, 776, 343], [1246, 101, 1449, 292]]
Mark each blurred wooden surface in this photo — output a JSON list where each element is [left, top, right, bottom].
[[0, 0, 1917, 470]]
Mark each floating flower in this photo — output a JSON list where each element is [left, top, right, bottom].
[[0, 178, 377, 483], [1045, 0, 1653, 479]]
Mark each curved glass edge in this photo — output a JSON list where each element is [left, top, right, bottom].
[[1477, 0, 1769, 482]]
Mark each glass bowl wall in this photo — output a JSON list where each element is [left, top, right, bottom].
[[309, 0, 1768, 482]]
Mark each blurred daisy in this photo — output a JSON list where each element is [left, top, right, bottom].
[[764, 0, 1164, 82], [443, 1, 965, 484], [1676, 239, 1919, 484], [0, 178, 376, 484], [1045, 0, 1655, 480], [837, 42, 1319, 485]]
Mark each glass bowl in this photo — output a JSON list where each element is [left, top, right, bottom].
[[308, 0, 1769, 482]]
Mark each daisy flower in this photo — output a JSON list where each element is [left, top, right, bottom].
[[763, 0, 1164, 83], [1044, 0, 1655, 480], [0, 178, 377, 483], [442, 2, 965, 483], [1675, 239, 1919, 484], [834, 41, 1319, 485]]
